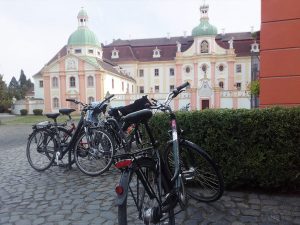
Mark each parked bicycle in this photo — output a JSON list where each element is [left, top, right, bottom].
[[26, 95, 115, 176], [26, 108, 76, 170], [114, 82, 224, 224]]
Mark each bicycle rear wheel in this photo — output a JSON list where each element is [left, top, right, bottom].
[[164, 140, 224, 202], [26, 128, 56, 171], [74, 128, 115, 176], [118, 157, 175, 225]]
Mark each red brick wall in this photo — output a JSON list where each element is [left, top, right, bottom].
[[260, 0, 300, 107]]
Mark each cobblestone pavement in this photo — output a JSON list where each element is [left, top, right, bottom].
[[0, 124, 299, 225]]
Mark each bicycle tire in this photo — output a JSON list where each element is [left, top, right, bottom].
[[26, 128, 56, 171], [118, 157, 175, 225], [164, 140, 224, 202], [74, 128, 115, 176]]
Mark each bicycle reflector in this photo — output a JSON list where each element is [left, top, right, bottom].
[[115, 159, 132, 169], [115, 185, 124, 195]]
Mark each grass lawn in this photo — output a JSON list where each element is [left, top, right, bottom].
[[2, 115, 81, 125]]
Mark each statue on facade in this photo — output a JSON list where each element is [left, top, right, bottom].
[[228, 37, 234, 49], [176, 41, 181, 52]]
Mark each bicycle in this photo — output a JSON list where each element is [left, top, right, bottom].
[[114, 82, 224, 224], [27, 95, 116, 176], [26, 108, 76, 171], [103, 95, 152, 154]]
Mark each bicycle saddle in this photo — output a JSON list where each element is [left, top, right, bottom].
[[122, 109, 152, 128], [59, 108, 76, 115], [45, 113, 60, 119]]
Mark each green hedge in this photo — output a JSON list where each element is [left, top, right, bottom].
[[20, 109, 28, 116], [148, 107, 300, 191], [33, 109, 43, 116]]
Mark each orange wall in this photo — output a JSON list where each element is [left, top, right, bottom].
[[260, 0, 300, 107]]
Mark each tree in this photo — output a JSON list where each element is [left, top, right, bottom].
[[8, 76, 21, 100], [19, 69, 27, 87], [0, 74, 11, 113], [17, 70, 33, 99]]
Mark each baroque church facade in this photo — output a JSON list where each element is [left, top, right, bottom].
[[33, 4, 259, 113]]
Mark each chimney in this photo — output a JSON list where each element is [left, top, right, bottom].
[[167, 32, 170, 39], [183, 31, 187, 38], [222, 28, 225, 36]]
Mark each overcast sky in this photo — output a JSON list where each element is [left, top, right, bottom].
[[0, 0, 261, 84]]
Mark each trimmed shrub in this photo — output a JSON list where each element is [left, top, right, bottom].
[[33, 109, 43, 116], [20, 109, 28, 116], [149, 107, 300, 191]]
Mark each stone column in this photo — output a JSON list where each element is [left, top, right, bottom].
[[228, 61, 235, 90], [78, 60, 86, 103], [95, 72, 101, 101], [211, 61, 216, 88], [174, 64, 182, 110], [43, 73, 51, 113], [59, 60, 67, 107], [214, 87, 221, 108]]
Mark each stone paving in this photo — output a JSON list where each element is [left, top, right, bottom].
[[0, 124, 299, 225]]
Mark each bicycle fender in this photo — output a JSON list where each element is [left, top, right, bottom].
[[115, 169, 131, 206]]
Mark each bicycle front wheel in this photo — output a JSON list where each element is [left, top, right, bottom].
[[26, 128, 56, 171], [164, 140, 224, 202], [118, 157, 175, 225], [74, 128, 115, 176]]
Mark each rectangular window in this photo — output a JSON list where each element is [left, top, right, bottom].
[[170, 85, 175, 91], [139, 86, 144, 94], [155, 85, 159, 93], [88, 49, 94, 54], [112, 79, 114, 89], [236, 82, 241, 90], [75, 49, 82, 54], [39, 80, 43, 88], [139, 69, 144, 77], [236, 64, 242, 73], [154, 69, 159, 76], [169, 68, 174, 76], [122, 82, 124, 91]]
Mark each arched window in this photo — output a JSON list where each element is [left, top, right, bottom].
[[201, 40, 209, 53], [87, 76, 94, 87], [70, 76, 76, 87], [53, 97, 59, 108], [52, 77, 58, 88], [88, 96, 95, 104], [219, 81, 224, 89]]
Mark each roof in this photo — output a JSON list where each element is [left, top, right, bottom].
[[192, 18, 218, 36], [68, 27, 100, 47], [103, 32, 259, 61], [32, 47, 135, 82], [215, 32, 260, 57], [103, 36, 194, 62]]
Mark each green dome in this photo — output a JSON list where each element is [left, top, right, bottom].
[[78, 8, 88, 18], [192, 19, 218, 37], [68, 27, 100, 47]]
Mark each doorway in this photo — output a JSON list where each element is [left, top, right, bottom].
[[201, 99, 210, 110]]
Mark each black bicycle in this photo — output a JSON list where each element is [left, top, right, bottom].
[[26, 108, 76, 171], [114, 82, 224, 224], [26, 95, 116, 176]]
